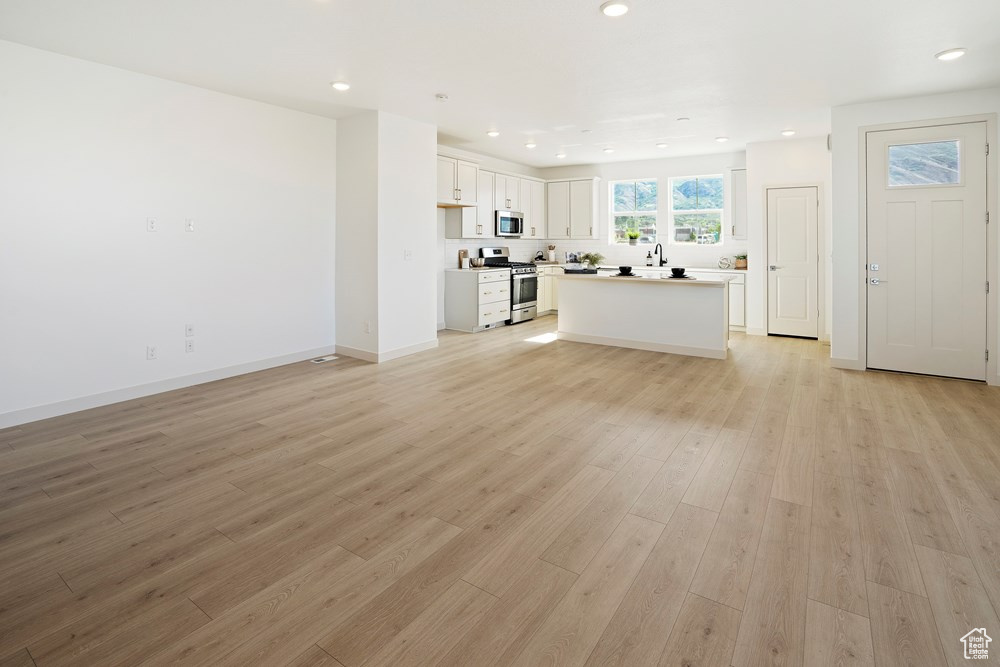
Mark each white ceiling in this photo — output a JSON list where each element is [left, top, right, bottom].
[[2, 0, 998, 167]]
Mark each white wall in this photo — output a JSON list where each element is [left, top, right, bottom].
[[0, 41, 338, 426], [335, 113, 380, 354], [745, 137, 833, 338], [830, 87, 999, 379], [378, 113, 438, 356]]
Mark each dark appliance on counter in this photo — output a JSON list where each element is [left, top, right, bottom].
[[480, 247, 537, 323], [495, 210, 524, 237]]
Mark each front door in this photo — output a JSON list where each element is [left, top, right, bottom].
[[866, 122, 988, 380], [767, 186, 819, 338]]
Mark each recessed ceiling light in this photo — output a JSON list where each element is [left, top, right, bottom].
[[555, 153, 567, 159], [603, 147, 615, 153], [525, 142, 537, 149], [600, 1, 629, 17], [487, 130, 500, 137], [676, 117, 690, 122], [781, 130, 796, 137], [581, 129, 593, 134], [715, 136, 729, 143], [435, 93, 449, 102], [935, 48, 966, 61], [655, 142, 669, 149], [330, 81, 350, 91]]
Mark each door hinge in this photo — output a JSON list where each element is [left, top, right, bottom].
[[987, 211, 991, 224], [987, 349, 990, 362], [987, 281, 991, 294], [987, 143, 991, 156]]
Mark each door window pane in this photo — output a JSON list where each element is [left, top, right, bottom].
[[888, 140, 960, 186]]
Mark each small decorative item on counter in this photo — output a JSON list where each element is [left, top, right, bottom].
[[579, 251, 605, 269], [734, 254, 748, 270], [718, 256, 733, 269], [548, 244, 556, 262], [626, 231, 640, 246], [646, 251, 654, 267], [458, 249, 469, 269]]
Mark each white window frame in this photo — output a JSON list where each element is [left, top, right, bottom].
[[609, 178, 658, 245], [668, 173, 725, 246]]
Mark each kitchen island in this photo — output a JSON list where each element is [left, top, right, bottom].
[[555, 273, 730, 359]]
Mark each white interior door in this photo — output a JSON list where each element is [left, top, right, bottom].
[[866, 122, 988, 380], [767, 187, 819, 337]]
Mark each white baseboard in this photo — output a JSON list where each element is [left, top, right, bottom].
[[334, 344, 379, 363], [747, 327, 767, 336], [437, 320, 446, 331], [337, 338, 438, 364], [557, 331, 727, 360], [830, 356, 866, 371], [0, 345, 336, 429], [377, 338, 439, 362]]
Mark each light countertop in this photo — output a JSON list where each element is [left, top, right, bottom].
[[556, 273, 728, 287], [445, 267, 511, 272], [537, 264, 747, 274]]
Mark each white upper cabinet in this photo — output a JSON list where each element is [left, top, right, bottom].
[[727, 168, 747, 240], [569, 179, 597, 238], [547, 178, 598, 239], [445, 169, 494, 238], [521, 179, 546, 238], [494, 174, 520, 211], [437, 155, 478, 206], [546, 181, 570, 239], [477, 170, 496, 238]]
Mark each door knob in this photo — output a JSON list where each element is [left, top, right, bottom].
[[769, 265, 778, 271]]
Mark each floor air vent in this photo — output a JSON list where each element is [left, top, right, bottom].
[[310, 355, 338, 364]]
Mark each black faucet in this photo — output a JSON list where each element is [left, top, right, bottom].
[[653, 243, 668, 267]]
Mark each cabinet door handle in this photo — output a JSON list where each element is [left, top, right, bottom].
[[566, 226, 570, 236], [484, 290, 492, 295], [457, 188, 462, 200], [590, 226, 593, 236]]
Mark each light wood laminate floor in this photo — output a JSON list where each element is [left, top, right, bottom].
[[2, 315, 999, 666]]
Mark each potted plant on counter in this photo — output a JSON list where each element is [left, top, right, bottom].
[[626, 231, 640, 246], [580, 252, 605, 270], [734, 253, 748, 270]]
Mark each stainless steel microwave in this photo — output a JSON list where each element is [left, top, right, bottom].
[[495, 210, 524, 237]]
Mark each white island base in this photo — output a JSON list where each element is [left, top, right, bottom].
[[555, 274, 730, 359]]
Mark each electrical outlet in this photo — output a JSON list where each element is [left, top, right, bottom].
[[146, 217, 158, 232], [185, 218, 195, 232], [146, 345, 158, 360], [364, 320, 371, 334], [185, 340, 195, 353], [185, 324, 194, 337]]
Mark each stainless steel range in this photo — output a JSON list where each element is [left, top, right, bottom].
[[480, 247, 537, 324]]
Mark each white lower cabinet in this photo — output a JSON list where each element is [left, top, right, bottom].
[[687, 271, 746, 329], [537, 267, 561, 312], [445, 269, 511, 332]]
